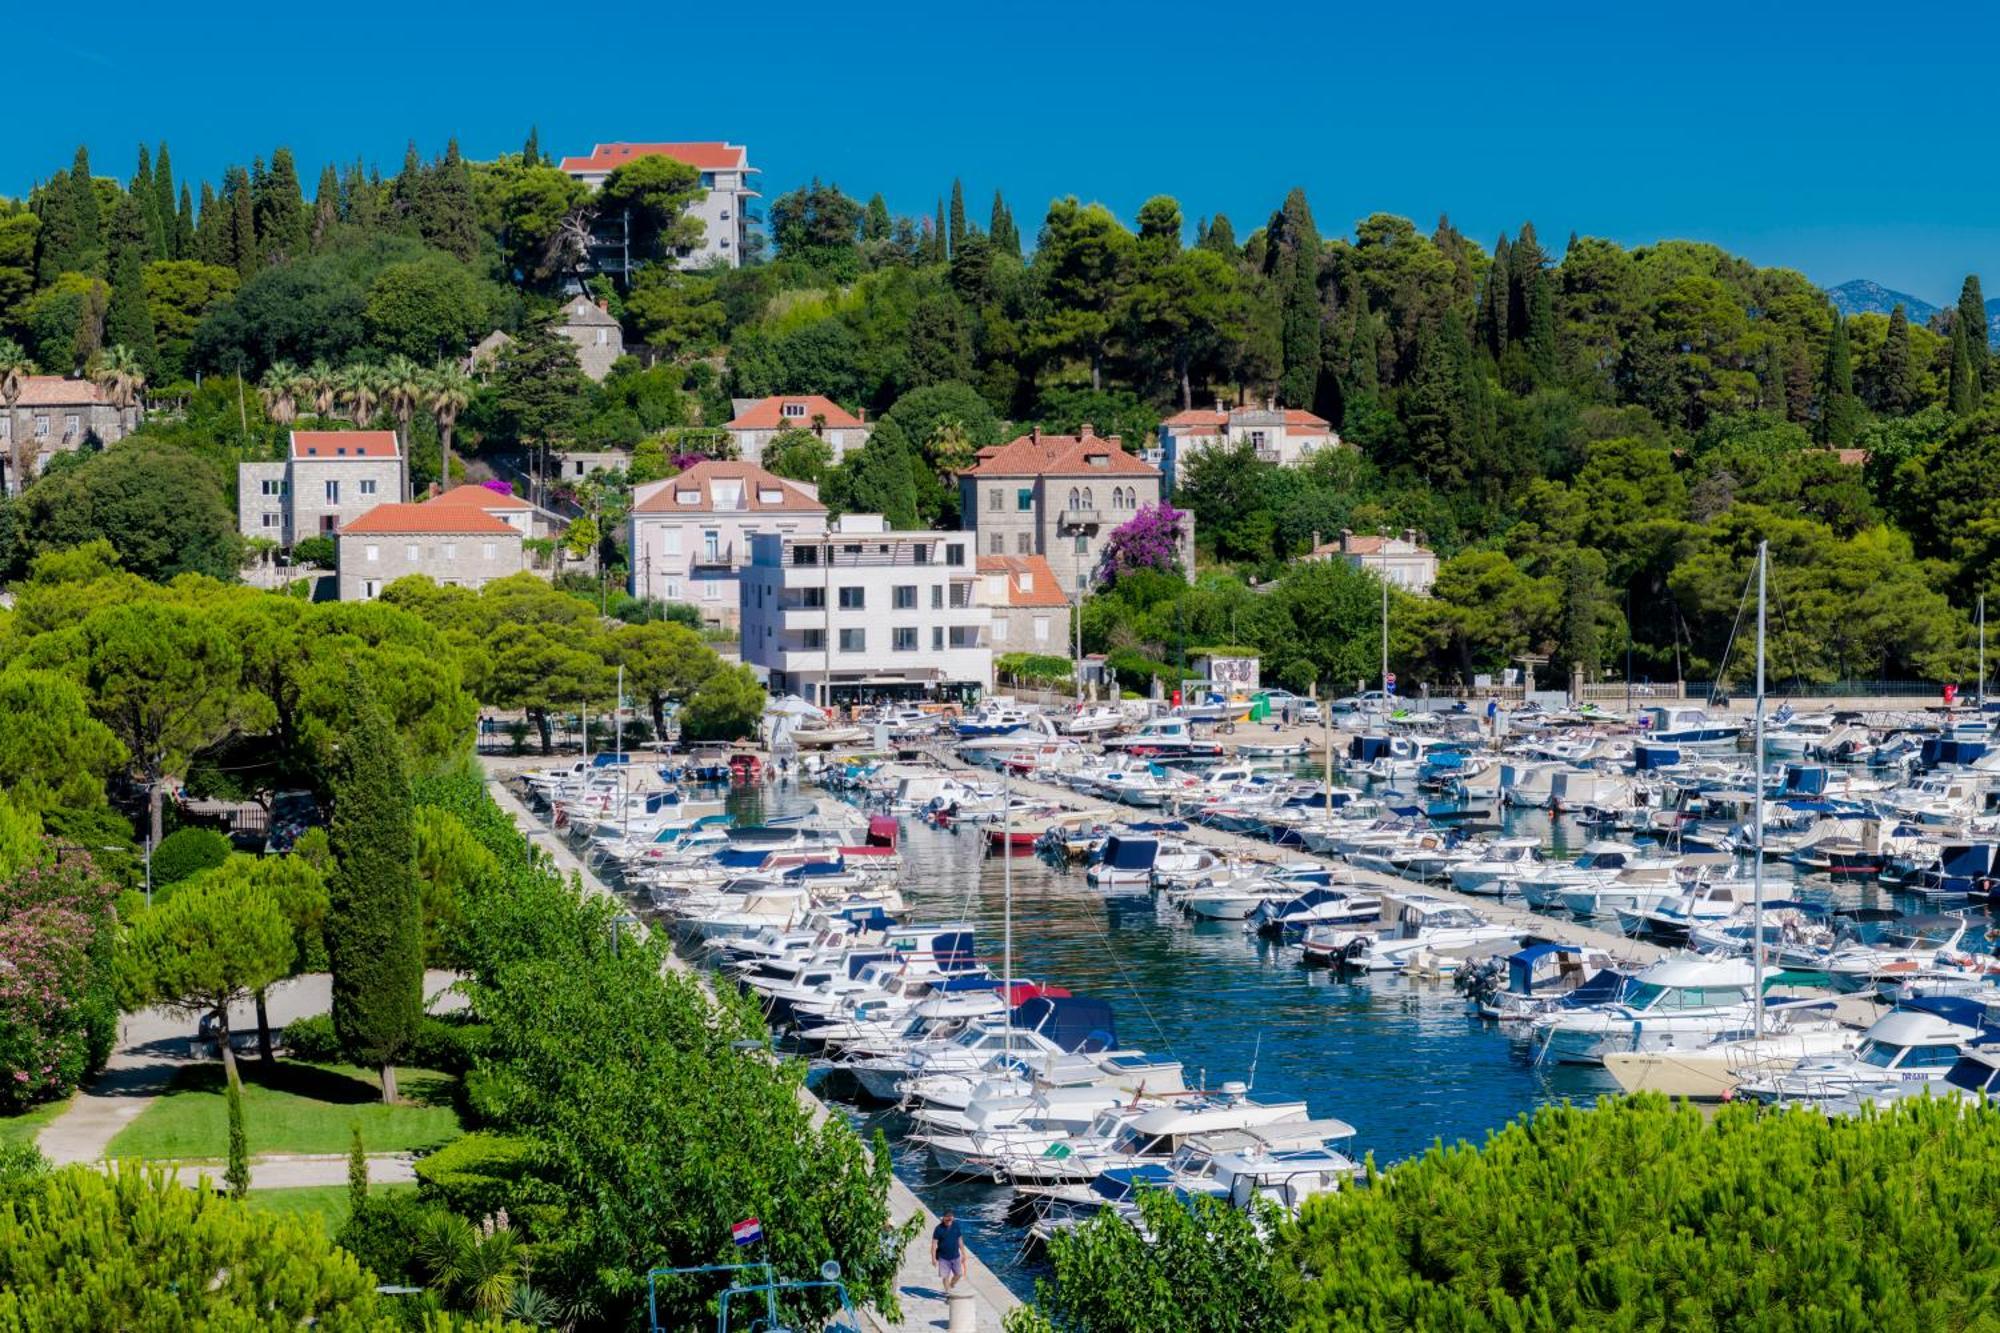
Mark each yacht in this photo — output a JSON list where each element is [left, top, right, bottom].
[[1600, 1003, 1854, 1100], [1061, 704, 1130, 737], [1530, 956, 1808, 1065], [1737, 998, 1993, 1106], [1250, 886, 1383, 939], [1619, 875, 1749, 942], [1445, 836, 1546, 897], [1639, 705, 1747, 750], [1300, 896, 1524, 972]]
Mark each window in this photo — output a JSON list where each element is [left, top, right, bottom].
[[838, 586, 865, 610], [575, 460, 587, 476], [663, 528, 683, 556], [703, 530, 721, 562], [442, 543, 457, 560], [1017, 487, 1034, 511], [893, 627, 918, 652], [261, 513, 279, 528], [949, 582, 971, 608], [325, 479, 340, 504], [1082, 487, 1094, 508], [893, 585, 917, 610], [365, 544, 380, 562], [405, 543, 420, 561], [63, 413, 79, 440], [1068, 487, 1080, 510], [595, 328, 609, 346], [838, 627, 866, 653], [481, 542, 496, 560], [933, 626, 944, 651], [800, 628, 824, 650], [790, 543, 819, 566], [988, 488, 1002, 512], [948, 626, 979, 649], [1034, 615, 1050, 643], [800, 586, 825, 609], [665, 580, 682, 599], [1250, 429, 1266, 447], [931, 585, 943, 609], [988, 533, 1003, 554], [700, 171, 716, 188], [261, 478, 282, 496], [362, 579, 379, 598], [912, 542, 930, 564], [944, 543, 964, 566], [702, 580, 719, 601], [1075, 533, 1088, 554], [782, 401, 807, 418], [360, 478, 378, 496], [34, 414, 49, 438], [1016, 532, 1033, 554]]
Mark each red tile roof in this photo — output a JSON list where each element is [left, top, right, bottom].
[[428, 484, 532, 510], [14, 376, 110, 407], [1160, 406, 1332, 430], [979, 555, 1070, 608], [291, 430, 400, 460], [629, 460, 827, 515], [725, 395, 865, 431], [559, 142, 753, 174], [961, 431, 1158, 479], [1160, 409, 1227, 429], [340, 503, 518, 536]]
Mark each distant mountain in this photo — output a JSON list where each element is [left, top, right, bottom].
[[1826, 279, 1939, 325]]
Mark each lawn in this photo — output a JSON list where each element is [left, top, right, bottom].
[[246, 1180, 417, 1235], [106, 1061, 462, 1161], [0, 1095, 73, 1149]]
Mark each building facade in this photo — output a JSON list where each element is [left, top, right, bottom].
[[723, 395, 871, 467], [1, 376, 142, 493], [558, 142, 758, 271], [554, 296, 623, 381], [956, 425, 1185, 596], [978, 555, 1072, 657], [739, 515, 991, 706], [1158, 400, 1339, 489], [627, 460, 828, 627], [335, 502, 525, 601], [426, 483, 569, 542], [1307, 529, 1439, 594], [239, 431, 407, 546]]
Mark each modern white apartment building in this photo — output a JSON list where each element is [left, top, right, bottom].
[[1158, 399, 1339, 489], [627, 460, 828, 628], [558, 141, 758, 270], [738, 515, 991, 706]]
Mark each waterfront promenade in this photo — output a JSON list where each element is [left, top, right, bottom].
[[481, 759, 1018, 1333]]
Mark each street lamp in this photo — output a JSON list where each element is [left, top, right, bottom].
[[98, 839, 153, 907]]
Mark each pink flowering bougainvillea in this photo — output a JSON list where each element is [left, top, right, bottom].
[[0, 847, 120, 1113], [481, 478, 514, 496], [1097, 502, 1188, 581]]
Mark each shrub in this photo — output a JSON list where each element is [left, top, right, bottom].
[[281, 1013, 341, 1062], [150, 827, 232, 887], [1105, 647, 1177, 695], [413, 1131, 548, 1219], [290, 535, 336, 569], [0, 846, 121, 1112], [406, 1016, 490, 1077], [996, 653, 1075, 687], [336, 1186, 448, 1287]]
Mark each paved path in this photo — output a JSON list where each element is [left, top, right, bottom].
[[38, 970, 466, 1167], [483, 759, 1019, 1332], [158, 1152, 418, 1191]]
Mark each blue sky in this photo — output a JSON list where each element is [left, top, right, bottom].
[[14, 0, 1997, 303]]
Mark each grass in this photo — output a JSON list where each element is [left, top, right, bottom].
[[106, 1061, 462, 1162], [245, 1180, 416, 1235], [0, 1095, 73, 1149]]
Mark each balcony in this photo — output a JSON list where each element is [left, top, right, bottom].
[[690, 542, 734, 568], [1057, 509, 1105, 530]]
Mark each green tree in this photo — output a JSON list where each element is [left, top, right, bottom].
[[254, 147, 310, 264], [679, 663, 765, 741], [613, 619, 718, 737], [1876, 303, 1918, 414], [364, 256, 489, 362], [102, 194, 158, 377], [1948, 316, 1980, 415], [1957, 272, 1987, 386], [947, 177, 967, 255], [598, 154, 706, 263], [1267, 187, 1322, 409], [491, 323, 586, 495], [760, 427, 835, 486], [325, 679, 423, 1103], [223, 1075, 250, 1198], [10, 441, 241, 581], [1816, 307, 1860, 445], [623, 266, 725, 360], [142, 259, 237, 379], [1031, 198, 1133, 392]]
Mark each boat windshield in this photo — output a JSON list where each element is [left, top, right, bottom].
[[1857, 1039, 1905, 1069], [1110, 1126, 1163, 1156], [1624, 983, 1751, 1012]]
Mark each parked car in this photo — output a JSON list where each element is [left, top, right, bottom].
[[1332, 691, 1395, 713]]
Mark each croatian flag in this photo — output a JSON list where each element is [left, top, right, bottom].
[[732, 1218, 763, 1247]]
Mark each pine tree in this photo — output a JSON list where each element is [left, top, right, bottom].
[[193, 181, 225, 266], [224, 1075, 251, 1199], [419, 140, 479, 260], [1525, 266, 1556, 380], [152, 142, 178, 258], [948, 178, 967, 257], [103, 192, 159, 375], [1879, 304, 1917, 414], [1763, 338, 1789, 418], [1506, 223, 1547, 350], [312, 164, 339, 249], [1818, 310, 1860, 445], [391, 141, 424, 225], [131, 144, 158, 262], [1948, 318, 1980, 415], [862, 193, 891, 242], [325, 678, 422, 1104], [256, 147, 310, 263], [1957, 274, 1987, 387], [1270, 188, 1321, 409], [1199, 213, 1236, 256], [522, 126, 540, 168]]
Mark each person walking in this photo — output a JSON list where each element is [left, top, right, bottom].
[[931, 1207, 965, 1293]]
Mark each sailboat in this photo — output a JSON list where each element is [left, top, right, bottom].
[[1602, 542, 1853, 1097]]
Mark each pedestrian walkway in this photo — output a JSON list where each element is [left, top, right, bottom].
[[157, 1151, 417, 1191]]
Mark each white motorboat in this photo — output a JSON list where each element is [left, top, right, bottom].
[[1301, 895, 1524, 971], [1531, 955, 1788, 1065], [1445, 836, 1545, 896], [1736, 998, 1992, 1106]]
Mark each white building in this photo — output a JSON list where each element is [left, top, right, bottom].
[[738, 515, 990, 707], [1159, 400, 1340, 489], [1307, 529, 1439, 594], [558, 141, 758, 270], [724, 395, 871, 467], [627, 460, 828, 627]]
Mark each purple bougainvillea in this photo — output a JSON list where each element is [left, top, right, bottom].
[[482, 478, 514, 496], [1098, 502, 1187, 580]]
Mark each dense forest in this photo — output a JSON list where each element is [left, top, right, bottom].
[[3, 135, 1997, 691]]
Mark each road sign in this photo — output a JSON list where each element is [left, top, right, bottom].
[[732, 1218, 763, 1247]]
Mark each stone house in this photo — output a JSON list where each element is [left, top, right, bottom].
[[723, 395, 871, 467], [627, 459, 827, 627], [1, 376, 142, 493], [1158, 399, 1339, 489], [238, 430, 406, 546], [978, 555, 1073, 657], [554, 296, 623, 381], [335, 501, 525, 601], [558, 141, 759, 271], [1306, 529, 1440, 594]]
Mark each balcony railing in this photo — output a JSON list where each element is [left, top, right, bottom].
[[1057, 509, 1105, 529], [690, 542, 734, 567]]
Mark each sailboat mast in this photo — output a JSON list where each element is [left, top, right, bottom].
[[1380, 577, 1389, 696], [1002, 766, 1013, 1049], [1980, 594, 1987, 706], [1752, 540, 1767, 1040]]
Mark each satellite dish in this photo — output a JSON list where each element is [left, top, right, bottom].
[[819, 1259, 842, 1282]]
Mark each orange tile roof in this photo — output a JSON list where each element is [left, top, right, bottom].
[[1283, 409, 1333, 429], [428, 483, 533, 510], [15, 376, 110, 407], [629, 460, 828, 515], [340, 503, 518, 536], [725, 395, 864, 431], [559, 142, 752, 174], [979, 555, 1071, 608], [961, 431, 1158, 479], [1160, 406, 1332, 430], [1160, 409, 1227, 429], [291, 430, 399, 460]]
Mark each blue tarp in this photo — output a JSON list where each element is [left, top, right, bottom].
[[1782, 765, 1829, 796], [935, 974, 1001, 992], [590, 752, 630, 767], [926, 931, 978, 970], [1905, 995, 1990, 1030], [1100, 836, 1158, 871], [1016, 996, 1118, 1052], [714, 847, 773, 869], [1634, 743, 1682, 771], [1922, 738, 1989, 768]]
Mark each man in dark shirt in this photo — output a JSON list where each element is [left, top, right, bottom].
[[931, 1207, 964, 1292]]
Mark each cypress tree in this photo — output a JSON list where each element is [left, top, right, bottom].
[[1525, 267, 1556, 380], [932, 199, 947, 263], [1507, 223, 1546, 349], [1818, 310, 1860, 445], [347, 1124, 369, 1213], [103, 192, 159, 375], [1199, 212, 1236, 257], [69, 147, 101, 269], [948, 178, 967, 257], [1879, 304, 1917, 414], [991, 191, 1021, 259], [153, 142, 178, 258], [257, 147, 310, 263], [1763, 338, 1789, 418], [1270, 187, 1322, 409], [862, 193, 891, 242], [131, 145, 157, 261], [419, 139, 479, 260], [312, 164, 340, 249], [1948, 318, 1980, 415], [32, 166, 80, 284], [391, 141, 424, 225], [193, 181, 224, 266], [224, 167, 258, 278], [325, 679, 422, 1104], [224, 1075, 251, 1198], [1478, 234, 1511, 357], [1957, 274, 1987, 385], [175, 183, 195, 257], [522, 125, 540, 168]]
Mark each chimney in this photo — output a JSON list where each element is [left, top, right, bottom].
[[596, 298, 609, 313], [1339, 527, 1353, 552], [1215, 396, 1227, 415], [1311, 529, 1320, 554], [1263, 395, 1274, 411], [1029, 425, 1040, 445], [1079, 422, 1095, 439], [857, 407, 866, 423], [1402, 528, 1419, 546]]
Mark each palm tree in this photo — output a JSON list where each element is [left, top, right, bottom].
[[302, 359, 340, 419], [416, 1212, 525, 1318], [425, 361, 473, 490], [257, 361, 302, 426], [380, 355, 426, 498], [92, 345, 149, 431], [340, 363, 381, 428], [0, 338, 32, 496]]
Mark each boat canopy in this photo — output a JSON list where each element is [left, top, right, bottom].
[[865, 815, 900, 849], [1633, 743, 1682, 770], [589, 751, 630, 768], [1016, 996, 1118, 1053], [1506, 943, 1585, 993], [1098, 836, 1159, 872], [1554, 969, 1631, 1008], [1780, 765, 1828, 795], [1921, 737, 1988, 768], [1902, 995, 1992, 1031]]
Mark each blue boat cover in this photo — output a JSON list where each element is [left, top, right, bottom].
[[1100, 837, 1158, 871], [836, 906, 895, 932], [935, 974, 1001, 992], [1125, 820, 1189, 832], [1922, 738, 1989, 768], [927, 931, 978, 970], [590, 752, 630, 767], [1091, 1164, 1176, 1200], [1904, 995, 1989, 1029], [1016, 996, 1118, 1052], [1555, 969, 1631, 1009], [1782, 765, 1829, 796], [714, 847, 773, 869], [1633, 743, 1682, 771], [782, 859, 848, 879]]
